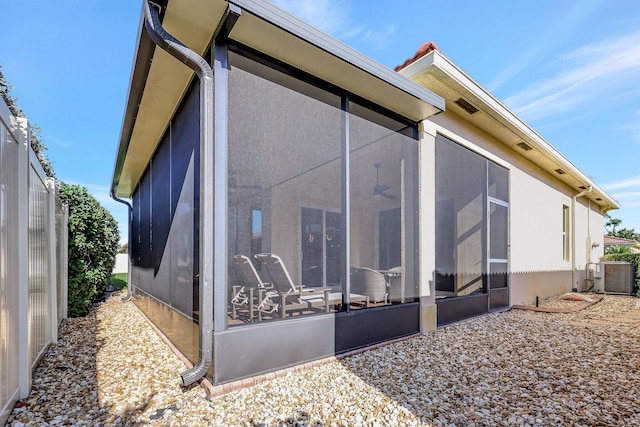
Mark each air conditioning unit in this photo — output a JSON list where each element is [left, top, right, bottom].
[[593, 262, 635, 295]]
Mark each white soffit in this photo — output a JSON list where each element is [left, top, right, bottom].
[[400, 51, 619, 211], [115, 0, 444, 197], [116, 0, 227, 196]]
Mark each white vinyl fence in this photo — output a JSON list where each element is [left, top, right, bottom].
[[0, 97, 68, 424]]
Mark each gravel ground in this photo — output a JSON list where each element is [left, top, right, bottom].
[[7, 293, 640, 426]]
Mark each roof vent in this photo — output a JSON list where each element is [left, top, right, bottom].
[[516, 142, 533, 151], [555, 168, 566, 175], [453, 98, 479, 115]]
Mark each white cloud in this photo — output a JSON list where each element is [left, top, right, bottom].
[[61, 180, 125, 211], [504, 28, 640, 122], [604, 176, 640, 224], [610, 191, 640, 212], [615, 109, 640, 145], [269, 0, 393, 47], [610, 191, 640, 199], [271, 0, 359, 37], [603, 175, 640, 191], [60, 179, 115, 205], [59, 178, 129, 243], [488, 0, 602, 91]]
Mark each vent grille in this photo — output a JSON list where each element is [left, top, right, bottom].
[[555, 168, 566, 175], [516, 142, 533, 151], [453, 98, 479, 115]]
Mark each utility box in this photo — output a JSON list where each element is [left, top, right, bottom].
[[594, 262, 635, 295]]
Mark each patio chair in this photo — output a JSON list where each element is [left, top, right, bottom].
[[231, 255, 277, 321], [352, 267, 388, 304], [386, 266, 404, 303], [254, 253, 332, 318]]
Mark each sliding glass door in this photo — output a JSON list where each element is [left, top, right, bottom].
[[488, 161, 509, 309], [301, 208, 342, 287], [435, 134, 509, 322]]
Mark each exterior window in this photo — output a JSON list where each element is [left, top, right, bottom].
[[563, 205, 570, 261]]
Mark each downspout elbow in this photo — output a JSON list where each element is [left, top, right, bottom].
[[574, 185, 592, 200]]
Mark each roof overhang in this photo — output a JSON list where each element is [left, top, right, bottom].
[[398, 50, 620, 213], [112, 0, 444, 198]]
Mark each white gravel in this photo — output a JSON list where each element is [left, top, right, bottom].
[[7, 292, 640, 426]]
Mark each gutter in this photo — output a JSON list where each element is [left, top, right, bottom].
[[572, 186, 592, 290], [142, 0, 214, 387], [399, 51, 620, 212], [109, 190, 133, 302]]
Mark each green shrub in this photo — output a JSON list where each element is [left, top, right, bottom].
[[59, 183, 120, 316], [604, 245, 632, 255], [600, 253, 640, 297]]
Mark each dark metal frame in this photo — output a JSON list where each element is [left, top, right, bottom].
[[209, 41, 421, 383], [214, 303, 419, 384], [227, 42, 419, 134], [434, 133, 510, 325]]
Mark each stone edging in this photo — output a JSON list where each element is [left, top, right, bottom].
[[512, 296, 603, 313]]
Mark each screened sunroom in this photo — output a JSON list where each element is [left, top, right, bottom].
[[113, 0, 444, 385]]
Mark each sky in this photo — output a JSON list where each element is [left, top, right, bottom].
[[1, 0, 639, 244]]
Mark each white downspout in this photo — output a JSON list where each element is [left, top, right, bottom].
[[572, 186, 592, 290]]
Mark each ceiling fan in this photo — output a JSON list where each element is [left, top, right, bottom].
[[373, 162, 396, 199]]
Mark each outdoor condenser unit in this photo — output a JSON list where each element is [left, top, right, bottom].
[[593, 262, 635, 295]]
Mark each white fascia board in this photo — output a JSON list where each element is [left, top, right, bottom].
[[401, 51, 620, 210], [113, 0, 445, 197], [230, 0, 445, 113], [111, 8, 147, 196]]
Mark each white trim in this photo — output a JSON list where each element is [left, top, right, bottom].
[[231, 0, 445, 112], [402, 50, 619, 210], [434, 125, 513, 171]]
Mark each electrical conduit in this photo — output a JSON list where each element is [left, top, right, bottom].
[[572, 186, 592, 290]]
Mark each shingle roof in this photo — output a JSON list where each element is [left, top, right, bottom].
[[394, 41, 440, 72]]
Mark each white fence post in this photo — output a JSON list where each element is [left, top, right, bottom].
[[57, 203, 69, 323], [16, 117, 31, 399], [0, 96, 21, 425], [46, 177, 58, 343]]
